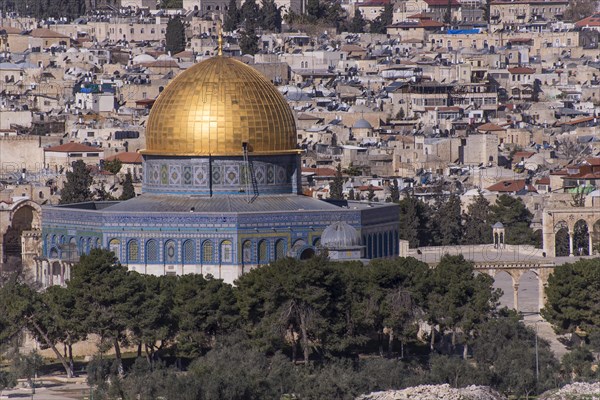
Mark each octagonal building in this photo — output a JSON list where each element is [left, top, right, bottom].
[[38, 55, 400, 285]]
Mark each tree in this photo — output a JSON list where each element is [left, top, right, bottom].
[[0, 278, 73, 377], [224, 0, 241, 32], [490, 194, 535, 245], [472, 314, 559, 396], [240, 0, 260, 29], [532, 78, 542, 102], [431, 193, 462, 246], [564, 0, 598, 21], [41, 285, 88, 374], [462, 190, 492, 245], [235, 257, 343, 363], [427, 255, 500, 357], [173, 274, 240, 358], [12, 351, 43, 394], [59, 160, 92, 204], [542, 259, 600, 337], [68, 249, 134, 373], [367, 184, 376, 201], [165, 16, 186, 55], [120, 172, 136, 200], [239, 27, 260, 55], [369, 3, 393, 33], [103, 159, 122, 175], [389, 179, 400, 203], [398, 194, 431, 247], [261, 0, 282, 32], [348, 9, 367, 33], [329, 164, 344, 200]]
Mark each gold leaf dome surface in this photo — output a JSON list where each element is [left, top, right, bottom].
[[143, 56, 297, 156]]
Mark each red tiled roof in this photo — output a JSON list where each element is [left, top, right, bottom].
[[559, 116, 595, 126], [508, 67, 536, 74], [0, 26, 22, 34], [575, 14, 600, 27], [487, 179, 537, 193], [302, 167, 337, 177], [30, 28, 69, 39], [477, 122, 506, 132], [44, 142, 102, 153], [585, 157, 600, 166], [536, 177, 550, 185], [513, 151, 536, 160], [423, 0, 460, 6], [356, 185, 384, 191], [105, 152, 143, 164]]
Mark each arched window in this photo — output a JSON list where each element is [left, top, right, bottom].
[[128, 240, 139, 262], [242, 240, 252, 264], [275, 239, 285, 260], [220, 240, 233, 263], [182, 240, 195, 264], [258, 240, 268, 263], [202, 240, 214, 263], [146, 239, 158, 263], [165, 240, 176, 263], [86, 237, 92, 254], [95, 238, 101, 248], [313, 237, 321, 247], [109, 238, 120, 258]]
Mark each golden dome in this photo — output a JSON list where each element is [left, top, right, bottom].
[[143, 56, 298, 156]]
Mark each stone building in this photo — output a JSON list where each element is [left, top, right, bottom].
[[37, 53, 400, 286]]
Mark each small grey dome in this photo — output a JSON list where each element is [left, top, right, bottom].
[[492, 222, 504, 228], [321, 221, 361, 249], [353, 118, 372, 129]]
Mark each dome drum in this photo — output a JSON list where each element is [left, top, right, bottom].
[[142, 153, 301, 196]]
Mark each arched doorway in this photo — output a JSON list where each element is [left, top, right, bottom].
[[300, 248, 315, 260], [573, 220, 590, 256], [518, 271, 540, 313], [593, 219, 600, 256], [532, 229, 543, 249], [2, 205, 35, 271], [493, 271, 514, 309], [555, 222, 569, 257]]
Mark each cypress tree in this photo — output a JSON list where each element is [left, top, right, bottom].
[[59, 160, 93, 204], [120, 172, 136, 200], [165, 16, 186, 55], [329, 164, 344, 200], [224, 0, 241, 32]]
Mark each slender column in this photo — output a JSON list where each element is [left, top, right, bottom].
[[569, 231, 574, 256], [589, 232, 594, 256], [60, 263, 65, 285], [513, 283, 519, 311], [539, 276, 546, 312]]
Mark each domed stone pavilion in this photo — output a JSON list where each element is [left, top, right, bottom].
[[38, 55, 400, 285]]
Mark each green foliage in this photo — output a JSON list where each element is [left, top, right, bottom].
[[224, 0, 241, 32], [240, 0, 260, 29], [367, 184, 376, 201], [428, 255, 500, 354], [389, 179, 400, 203], [329, 164, 344, 200], [472, 315, 560, 396], [398, 194, 431, 248], [431, 193, 462, 246], [564, 0, 598, 21], [160, 0, 183, 8], [120, 172, 136, 200], [462, 190, 492, 245], [59, 160, 92, 204], [0, 0, 86, 19], [173, 274, 240, 358], [239, 27, 260, 55], [490, 194, 536, 245], [561, 346, 599, 382], [165, 17, 186, 55], [369, 3, 393, 33], [348, 9, 367, 33], [261, 0, 283, 32], [542, 259, 600, 336], [103, 159, 122, 175], [426, 354, 488, 388], [12, 351, 43, 393]]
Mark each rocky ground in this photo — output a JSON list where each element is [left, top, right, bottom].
[[539, 382, 600, 399], [358, 382, 600, 400], [357, 384, 506, 400]]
